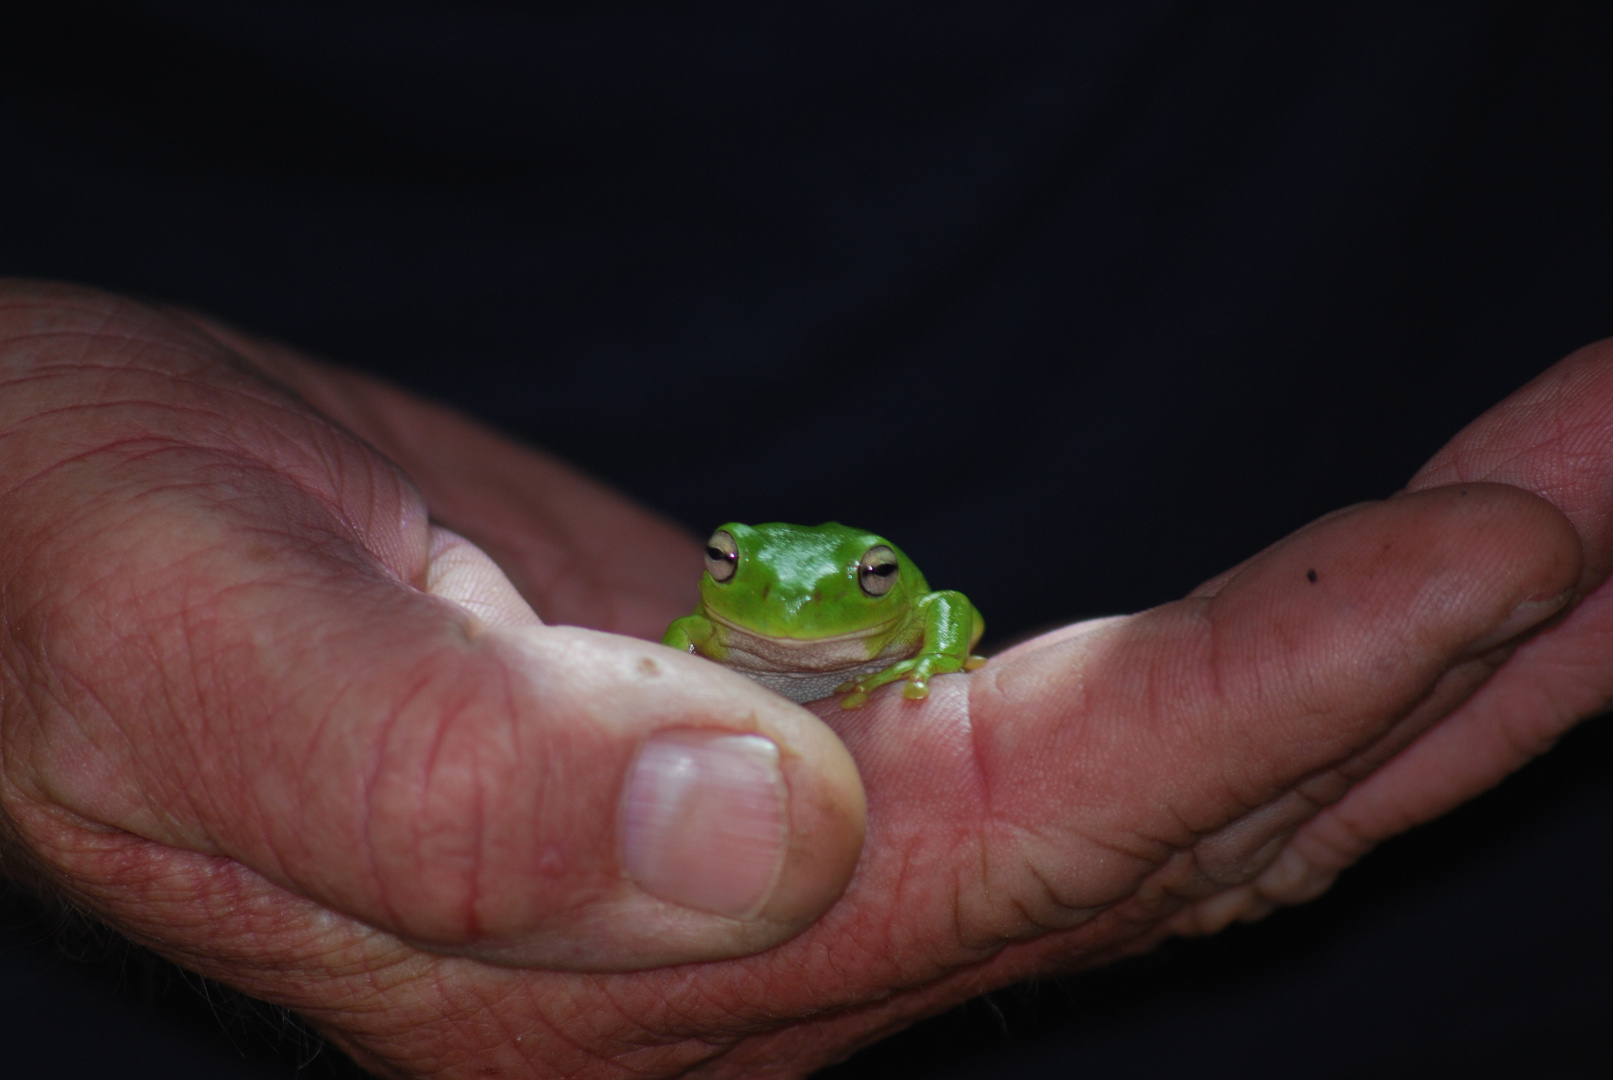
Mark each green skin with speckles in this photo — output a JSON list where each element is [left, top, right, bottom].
[[661, 522, 985, 708]]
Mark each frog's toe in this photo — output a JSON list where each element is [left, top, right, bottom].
[[901, 678, 929, 700], [840, 690, 869, 709], [834, 677, 862, 695], [964, 654, 987, 671]]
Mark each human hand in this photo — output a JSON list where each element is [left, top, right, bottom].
[[3, 280, 1607, 1078], [0, 277, 863, 972]]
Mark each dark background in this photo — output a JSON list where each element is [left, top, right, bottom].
[[2, 2, 1611, 1076]]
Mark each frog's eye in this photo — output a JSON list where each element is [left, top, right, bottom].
[[705, 529, 739, 583], [858, 545, 899, 597]]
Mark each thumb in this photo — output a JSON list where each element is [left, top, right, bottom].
[[0, 281, 865, 971], [417, 526, 871, 968]]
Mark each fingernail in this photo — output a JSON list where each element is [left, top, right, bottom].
[[621, 730, 787, 918], [1464, 588, 1574, 656]]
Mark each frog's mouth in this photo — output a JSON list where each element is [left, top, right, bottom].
[[704, 608, 901, 644]]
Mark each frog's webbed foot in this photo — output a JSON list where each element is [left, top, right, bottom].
[[835, 653, 979, 708], [835, 658, 915, 708], [661, 614, 716, 655]]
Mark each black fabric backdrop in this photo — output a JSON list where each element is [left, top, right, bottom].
[[2, 2, 1611, 1076]]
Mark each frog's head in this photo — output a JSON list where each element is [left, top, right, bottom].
[[697, 521, 928, 640]]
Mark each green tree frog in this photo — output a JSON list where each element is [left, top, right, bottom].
[[661, 522, 986, 708]]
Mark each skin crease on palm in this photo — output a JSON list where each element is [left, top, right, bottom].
[[2, 280, 1612, 1079]]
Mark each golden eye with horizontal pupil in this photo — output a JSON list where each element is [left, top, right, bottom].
[[705, 529, 739, 582], [858, 545, 899, 596]]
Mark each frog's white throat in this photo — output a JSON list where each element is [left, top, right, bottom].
[[705, 613, 910, 704]]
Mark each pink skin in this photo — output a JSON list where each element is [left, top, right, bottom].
[[0, 278, 1607, 1078]]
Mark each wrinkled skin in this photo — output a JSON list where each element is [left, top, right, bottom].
[[2, 279, 1610, 1078]]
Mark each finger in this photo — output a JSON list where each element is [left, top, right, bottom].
[[425, 525, 543, 629], [0, 282, 865, 971], [1413, 336, 1613, 582], [1232, 338, 1613, 909], [960, 483, 1578, 936]]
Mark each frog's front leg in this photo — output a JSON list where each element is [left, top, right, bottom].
[[835, 591, 986, 708], [662, 614, 719, 657]]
